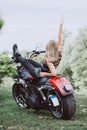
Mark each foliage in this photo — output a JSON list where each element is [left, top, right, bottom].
[[0, 52, 16, 83], [61, 29, 72, 46], [58, 27, 87, 89], [70, 28, 87, 89], [0, 17, 4, 30], [58, 30, 74, 84]]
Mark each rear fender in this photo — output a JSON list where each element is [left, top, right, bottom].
[[48, 76, 74, 96]]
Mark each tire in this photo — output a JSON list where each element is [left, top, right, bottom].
[[12, 83, 29, 108], [47, 89, 63, 119], [61, 94, 76, 120]]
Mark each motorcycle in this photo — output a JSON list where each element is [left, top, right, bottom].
[[10, 44, 76, 120]]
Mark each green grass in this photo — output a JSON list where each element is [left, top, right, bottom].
[[0, 78, 87, 130]]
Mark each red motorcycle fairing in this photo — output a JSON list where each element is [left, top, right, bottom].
[[48, 76, 74, 96]]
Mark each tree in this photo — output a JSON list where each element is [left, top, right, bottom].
[[0, 17, 4, 30], [58, 28, 87, 89], [58, 30, 73, 82], [70, 28, 87, 89]]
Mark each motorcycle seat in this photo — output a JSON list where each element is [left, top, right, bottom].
[[34, 77, 49, 86]]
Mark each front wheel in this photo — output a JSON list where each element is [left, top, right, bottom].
[[12, 83, 29, 108], [61, 94, 76, 120]]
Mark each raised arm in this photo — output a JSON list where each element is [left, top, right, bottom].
[[57, 17, 64, 53]]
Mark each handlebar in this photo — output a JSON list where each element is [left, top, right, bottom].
[[29, 50, 45, 59], [32, 50, 45, 54]]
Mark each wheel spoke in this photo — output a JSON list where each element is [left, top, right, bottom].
[[13, 84, 28, 108]]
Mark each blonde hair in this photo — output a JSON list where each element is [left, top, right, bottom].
[[45, 40, 59, 62]]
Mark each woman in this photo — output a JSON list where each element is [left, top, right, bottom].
[[15, 18, 64, 78], [40, 18, 64, 77]]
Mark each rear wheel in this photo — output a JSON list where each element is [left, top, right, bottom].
[[47, 89, 63, 119], [12, 83, 29, 108], [62, 95, 76, 120]]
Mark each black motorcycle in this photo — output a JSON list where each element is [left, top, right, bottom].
[[10, 44, 76, 120]]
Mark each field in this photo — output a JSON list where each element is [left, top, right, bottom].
[[0, 77, 87, 130]]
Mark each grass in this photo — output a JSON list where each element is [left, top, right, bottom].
[[0, 77, 87, 130]]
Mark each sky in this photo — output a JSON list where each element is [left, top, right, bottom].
[[0, 0, 87, 52]]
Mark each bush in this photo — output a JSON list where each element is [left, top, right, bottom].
[[0, 52, 16, 84]]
